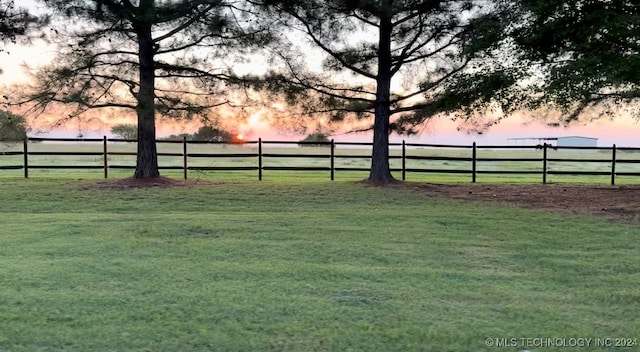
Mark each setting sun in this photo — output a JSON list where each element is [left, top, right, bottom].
[[231, 133, 245, 144]]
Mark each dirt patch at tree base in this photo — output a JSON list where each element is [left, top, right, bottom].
[[405, 183, 640, 224]]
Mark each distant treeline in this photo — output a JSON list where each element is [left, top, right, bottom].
[[112, 124, 234, 142]]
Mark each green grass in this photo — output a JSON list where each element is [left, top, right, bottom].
[[0, 178, 638, 351]]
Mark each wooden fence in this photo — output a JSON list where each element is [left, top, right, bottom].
[[1, 136, 640, 184]]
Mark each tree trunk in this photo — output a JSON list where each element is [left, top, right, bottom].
[[369, 0, 394, 184], [134, 1, 160, 179]]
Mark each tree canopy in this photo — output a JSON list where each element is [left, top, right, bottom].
[[110, 123, 137, 140], [504, 0, 640, 123], [0, 0, 47, 73], [0, 0, 42, 47], [0, 109, 28, 141], [192, 125, 234, 142], [14, 0, 270, 178], [298, 131, 331, 147], [258, 0, 509, 182]]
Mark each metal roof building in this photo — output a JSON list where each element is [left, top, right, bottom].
[[507, 136, 598, 148]]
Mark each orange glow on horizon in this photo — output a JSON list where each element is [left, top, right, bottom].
[[230, 133, 246, 144]]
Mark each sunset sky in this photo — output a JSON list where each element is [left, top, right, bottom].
[[1, 0, 638, 147]]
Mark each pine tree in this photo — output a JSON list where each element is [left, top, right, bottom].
[[258, 0, 509, 183], [17, 0, 269, 178]]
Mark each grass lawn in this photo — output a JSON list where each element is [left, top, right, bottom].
[[0, 178, 638, 351]]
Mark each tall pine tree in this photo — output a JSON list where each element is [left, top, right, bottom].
[[258, 0, 509, 183], [16, 0, 269, 178]]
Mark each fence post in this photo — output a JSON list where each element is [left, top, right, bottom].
[[23, 138, 28, 179], [258, 138, 263, 181], [402, 140, 406, 181], [330, 139, 335, 181], [542, 143, 548, 184], [472, 142, 477, 183], [183, 136, 188, 180], [611, 144, 617, 186], [103, 136, 108, 179]]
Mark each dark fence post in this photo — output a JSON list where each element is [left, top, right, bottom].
[[611, 144, 617, 186], [23, 138, 28, 179], [542, 143, 548, 184], [472, 142, 477, 183], [183, 136, 188, 180], [103, 136, 108, 179], [330, 139, 335, 181], [402, 140, 406, 181], [258, 138, 263, 181]]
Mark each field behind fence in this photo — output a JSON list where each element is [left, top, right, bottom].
[[2, 137, 640, 184]]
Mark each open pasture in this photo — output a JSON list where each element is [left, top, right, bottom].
[[0, 178, 638, 351], [1, 140, 640, 184]]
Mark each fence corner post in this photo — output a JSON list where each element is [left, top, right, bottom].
[[183, 135, 188, 180], [472, 141, 477, 183], [611, 144, 617, 186], [542, 143, 548, 185], [258, 138, 263, 181], [103, 135, 108, 179], [402, 140, 406, 181], [330, 139, 335, 181], [23, 138, 28, 179]]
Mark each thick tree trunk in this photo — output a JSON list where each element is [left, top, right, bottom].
[[134, 1, 160, 179], [369, 0, 394, 184]]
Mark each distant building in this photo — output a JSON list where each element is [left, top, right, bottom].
[[507, 136, 598, 149], [556, 136, 598, 148], [507, 136, 599, 147]]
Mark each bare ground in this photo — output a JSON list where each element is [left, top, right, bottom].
[[405, 183, 640, 224]]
